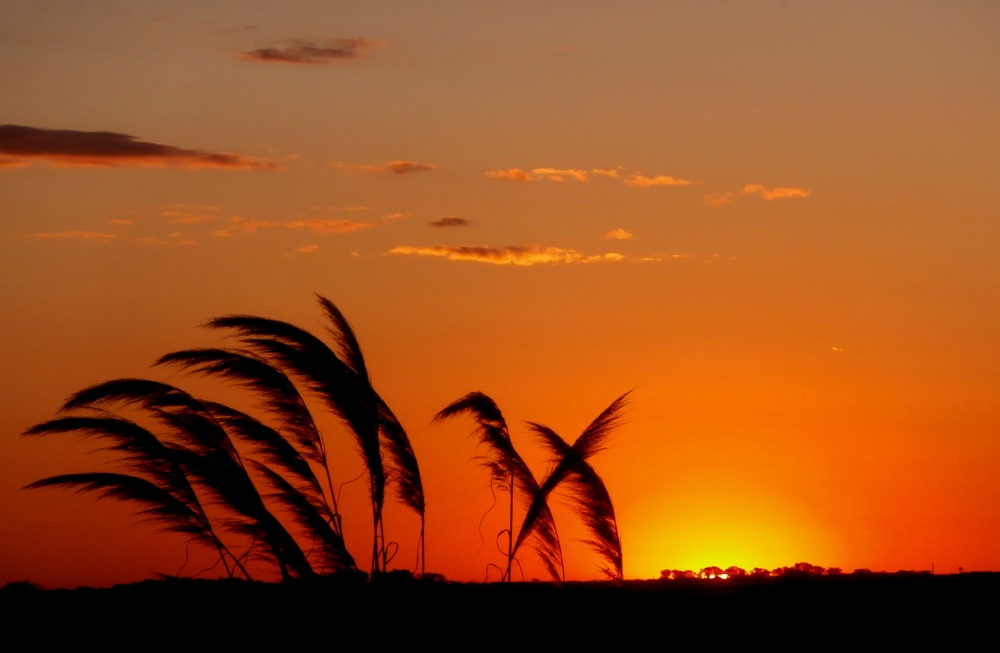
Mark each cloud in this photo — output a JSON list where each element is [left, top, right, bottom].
[[228, 218, 284, 233], [242, 38, 385, 64], [485, 168, 533, 181], [430, 216, 469, 228], [26, 230, 117, 241], [485, 167, 616, 183], [0, 125, 277, 170], [486, 166, 685, 186], [334, 160, 436, 175], [703, 192, 736, 207], [388, 244, 624, 266], [163, 210, 216, 224], [603, 228, 633, 240], [531, 168, 591, 182], [624, 174, 691, 188], [295, 245, 321, 253], [286, 219, 375, 234], [742, 184, 811, 200]]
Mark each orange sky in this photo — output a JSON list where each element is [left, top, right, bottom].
[[3, 1, 1000, 589]]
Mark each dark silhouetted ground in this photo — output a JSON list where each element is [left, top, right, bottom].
[[2, 572, 993, 647]]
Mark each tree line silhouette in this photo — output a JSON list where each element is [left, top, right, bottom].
[[22, 295, 626, 583]]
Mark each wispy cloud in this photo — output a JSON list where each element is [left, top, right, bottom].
[[388, 244, 624, 266], [224, 216, 375, 235], [334, 160, 436, 175], [163, 210, 216, 224], [742, 183, 811, 200], [26, 230, 117, 241], [624, 174, 691, 188], [295, 245, 321, 253], [287, 219, 375, 234], [603, 228, 633, 240], [485, 166, 689, 188], [430, 216, 469, 228], [485, 167, 616, 183], [227, 218, 284, 233], [0, 125, 277, 170], [242, 38, 386, 64], [531, 168, 591, 182], [703, 192, 736, 207], [485, 168, 533, 181], [704, 183, 811, 206]]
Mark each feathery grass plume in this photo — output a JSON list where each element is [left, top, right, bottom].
[[155, 348, 348, 542], [204, 295, 424, 576], [434, 392, 563, 582], [203, 401, 356, 573], [520, 391, 630, 581], [55, 377, 316, 580], [22, 414, 251, 579]]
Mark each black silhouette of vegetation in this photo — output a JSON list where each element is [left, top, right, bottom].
[[22, 296, 423, 580], [22, 296, 626, 584], [434, 391, 627, 582]]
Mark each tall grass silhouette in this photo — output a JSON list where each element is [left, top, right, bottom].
[[435, 391, 628, 581], [22, 296, 422, 580], [22, 296, 625, 584]]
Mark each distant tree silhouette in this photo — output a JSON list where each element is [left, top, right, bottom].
[[724, 565, 747, 578]]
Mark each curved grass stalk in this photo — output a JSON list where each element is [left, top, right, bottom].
[[434, 392, 563, 582]]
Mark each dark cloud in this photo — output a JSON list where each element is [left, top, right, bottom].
[[384, 160, 435, 174], [430, 217, 469, 228], [334, 160, 436, 175], [0, 125, 276, 169], [243, 38, 383, 64]]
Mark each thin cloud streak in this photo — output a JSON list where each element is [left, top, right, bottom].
[[624, 174, 691, 188], [288, 219, 376, 234], [0, 125, 277, 170], [242, 38, 387, 64], [26, 231, 117, 241], [704, 184, 811, 206], [334, 160, 437, 175], [743, 183, 811, 200], [430, 217, 469, 228], [486, 166, 688, 187], [389, 244, 624, 266]]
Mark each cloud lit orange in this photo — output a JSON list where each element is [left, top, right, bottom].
[[388, 244, 624, 265], [742, 184, 811, 200], [624, 174, 691, 188]]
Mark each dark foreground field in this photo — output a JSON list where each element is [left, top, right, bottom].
[[3, 572, 995, 646]]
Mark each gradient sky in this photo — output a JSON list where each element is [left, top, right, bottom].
[[3, 1, 999, 589]]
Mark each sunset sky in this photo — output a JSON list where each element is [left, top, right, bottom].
[[3, 1, 1000, 589]]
